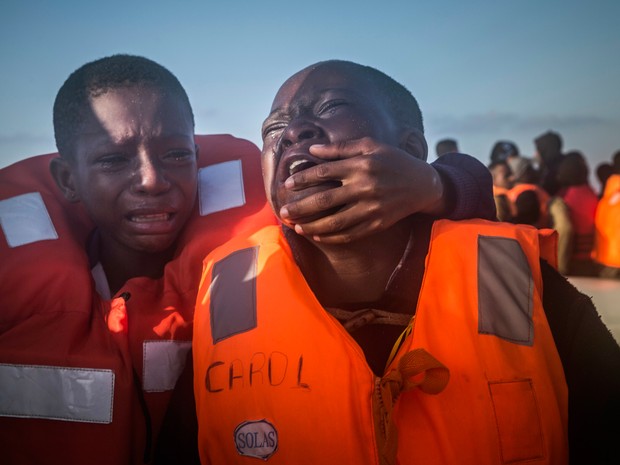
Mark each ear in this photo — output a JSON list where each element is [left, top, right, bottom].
[[400, 129, 428, 162], [49, 157, 81, 203]]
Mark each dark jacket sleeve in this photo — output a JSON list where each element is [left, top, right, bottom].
[[540, 260, 620, 465], [430, 153, 497, 221], [154, 350, 200, 465]]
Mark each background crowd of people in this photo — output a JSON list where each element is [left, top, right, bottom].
[[438, 134, 620, 278]]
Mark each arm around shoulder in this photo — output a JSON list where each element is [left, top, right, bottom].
[[430, 153, 496, 221]]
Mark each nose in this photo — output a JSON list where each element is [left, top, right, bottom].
[[280, 118, 323, 149], [131, 153, 171, 195]]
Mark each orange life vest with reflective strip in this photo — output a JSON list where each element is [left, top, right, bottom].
[[193, 221, 567, 465], [0, 134, 275, 465], [592, 174, 620, 267]]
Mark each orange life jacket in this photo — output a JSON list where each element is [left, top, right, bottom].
[[193, 221, 567, 465], [592, 174, 620, 267], [506, 183, 551, 228], [0, 134, 275, 465], [492, 185, 509, 196]]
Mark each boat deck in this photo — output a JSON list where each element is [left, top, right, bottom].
[[568, 277, 620, 344]]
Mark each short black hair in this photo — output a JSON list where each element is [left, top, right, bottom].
[[318, 60, 424, 133], [436, 138, 458, 156], [490, 140, 519, 163], [557, 151, 589, 187], [53, 54, 194, 159], [596, 162, 613, 184], [613, 150, 620, 174], [511, 190, 541, 226], [534, 131, 563, 163]]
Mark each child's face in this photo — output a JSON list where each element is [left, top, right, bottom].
[[67, 86, 197, 257], [260, 63, 401, 220]]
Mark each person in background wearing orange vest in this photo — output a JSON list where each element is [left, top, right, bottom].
[[488, 141, 520, 221], [505, 155, 573, 274], [193, 60, 620, 465], [593, 150, 620, 279], [505, 156, 551, 227], [0, 55, 498, 465]]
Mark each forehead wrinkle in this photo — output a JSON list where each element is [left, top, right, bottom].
[[86, 98, 191, 142], [272, 85, 359, 122], [271, 93, 315, 120], [267, 61, 370, 124]]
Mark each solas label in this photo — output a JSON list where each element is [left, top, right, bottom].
[[234, 419, 278, 460]]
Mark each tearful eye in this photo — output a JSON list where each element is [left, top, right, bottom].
[[317, 99, 346, 115], [164, 150, 194, 163], [262, 123, 287, 140], [96, 154, 129, 170]]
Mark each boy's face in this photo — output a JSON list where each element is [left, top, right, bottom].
[[260, 63, 401, 221], [59, 86, 197, 257]]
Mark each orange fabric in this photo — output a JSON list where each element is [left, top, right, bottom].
[[107, 295, 129, 333], [538, 227, 559, 269], [194, 227, 380, 465], [0, 134, 275, 465], [396, 220, 567, 464], [193, 221, 568, 465], [493, 185, 509, 196], [593, 174, 620, 267], [506, 183, 551, 228]]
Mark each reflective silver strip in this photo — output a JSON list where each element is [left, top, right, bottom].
[[478, 236, 534, 345], [0, 363, 114, 423], [142, 340, 192, 392], [0, 192, 58, 247], [210, 247, 259, 344], [198, 160, 246, 216]]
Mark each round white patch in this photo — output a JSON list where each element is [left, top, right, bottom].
[[234, 419, 278, 460]]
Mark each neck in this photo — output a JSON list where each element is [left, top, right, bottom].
[[96, 237, 175, 296], [286, 219, 413, 308]]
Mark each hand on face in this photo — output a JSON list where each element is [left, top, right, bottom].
[[261, 62, 431, 244], [279, 137, 443, 243]]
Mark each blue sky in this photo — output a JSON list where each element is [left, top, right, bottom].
[[1, 0, 619, 188]]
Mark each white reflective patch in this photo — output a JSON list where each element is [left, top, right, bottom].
[[142, 340, 192, 392], [234, 419, 279, 460], [0, 363, 114, 423], [0, 192, 58, 247], [198, 160, 246, 216]]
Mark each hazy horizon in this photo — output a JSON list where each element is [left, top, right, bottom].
[[2, 1, 618, 189]]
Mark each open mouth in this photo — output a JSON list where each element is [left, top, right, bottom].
[[129, 212, 172, 223], [288, 159, 317, 176]]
